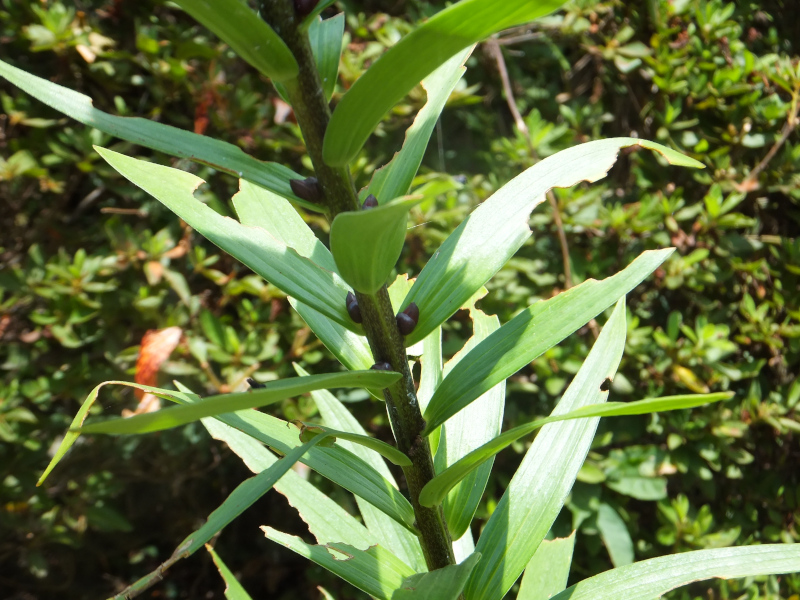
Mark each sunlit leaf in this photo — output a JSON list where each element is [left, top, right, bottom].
[[422, 250, 673, 435], [549, 545, 800, 600], [173, 0, 298, 81], [77, 371, 399, 435], [464, 299, 627, 600], [393, 552, 481, 599], [403, 138, 704, 347], [96, 147, 358, 330], [330, 197, 422, 294], [421, 392, 731, 508], [0, 60, 307, 206], [517, 534, 575, 600], [262, 528, 415, 600], [323, 0, 570, 166]]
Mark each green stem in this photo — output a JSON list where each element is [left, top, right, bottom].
[[260, 0, 455, 571]]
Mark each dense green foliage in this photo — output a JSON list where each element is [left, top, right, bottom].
[[1, 0, 798, 598]]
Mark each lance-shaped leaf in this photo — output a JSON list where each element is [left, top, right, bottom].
[[200, 414, 379, 551], [207, 546, 253, 600], [294, 422, 411, 467], [211, 407, 416, 530], [95, 147, 359, 331], [435, 304, 504, 540], [421, 249, 673, 435], [393, 552, 481, 600], [176, 435, 327, 557], [309, 14, 345, 102], [517, 534, 576, 600], [323, 0, 569, 166], [366, 46, 473, 203], [402, 139, 704, 347], [464, 299, 627, 600], [330, 197, 422, 294], [230, 180, 373, 368], [420, 392, 732, 508], [38, 381, 192, 486], [597, 503, 634, 567], [0, 60, 307, 207], [76, 371, 399, 435], [295, 364, 426, 572], [549, 545, 800, 600], [262, 528, 416, 600], [173, 0, 297, 81]]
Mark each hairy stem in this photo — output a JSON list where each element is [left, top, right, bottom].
[[260, 0, 455, 571]]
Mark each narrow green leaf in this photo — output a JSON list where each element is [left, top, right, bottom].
[[207, 406, 416, 530], [435, 305, 504, 540], [232, 179, 338, 273], [597, 503, 635, 567], [295, 363, 426, 572], [230, 180, 373, 369], [309, 14, 345, 102], [262, 528, 416, 600], [38, 381, 189, 486], [295, 422, 411, 467], [323, 0, 569, 166], [403, 138, 703, 347], [330, 197, 422, 294], [77, 371, 400, 435], [367, 47, 472, 203], [173, 0, 298, 81], [95, 146, 358, 330], [200, 415, 378, 551], [421, 392, 731, 508], [393, 552, 481, 600], [517, 533, 576, 600], [174, 435, 328, 559], [290, 298, 374, 371], [299, 0, 338, 29], [0, 60, 308, 207], [465, 299, 628, 600], [207, 546, 253, 600], [422, 249, 673, 435], [549, 545, 800, 600]]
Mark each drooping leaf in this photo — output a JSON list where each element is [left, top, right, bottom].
[[262, 528, 416, 600], [596, 503, 635, 567], [173, 0, 298, 81], [199, 413, 378, 551], [464, 299, 627, 600], [549, 545, 800, 600], [38, 381, 192, 486], [517, 533, 576, 600], [402, 139, 704, 347], [207, 546, 254, 600], [330, 196, 422, 294], [309, 14, 345, 102], [173, 436, 328, 560], [207, 404, 417, 530], [435, 304, 504, 540], [323, 0, 570, 166], [393, 552, 481, 600], [367, 46, 473, 203], [295, 364, 426, 572], [420, 392, 732, 508], [95, 147, 358, 331], [421, 249, 673, 435], [76, 371, 399, 435], [0, 60, 307, 207]]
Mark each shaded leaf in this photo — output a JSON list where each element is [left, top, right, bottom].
[[207, 546, 253, 600], [393, 552, 481, 599]]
